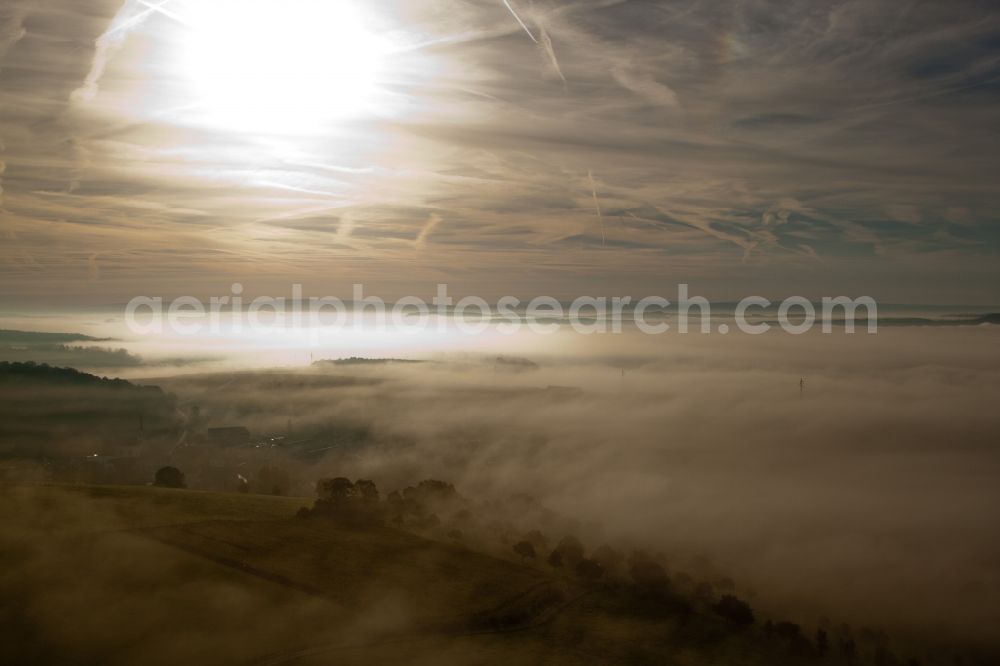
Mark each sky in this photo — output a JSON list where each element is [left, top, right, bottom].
[[1, 0, 999, 305]]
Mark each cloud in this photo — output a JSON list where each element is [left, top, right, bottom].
[[0, 2, 28, 68], [415, 213, 441, 250], [0, 1, 28, 208], [0, 0, 998, 302], [87, 252, 100, 281], [609, 63, 681, 108], [337, 213, 355, 241], [885, 204, 924, 224]]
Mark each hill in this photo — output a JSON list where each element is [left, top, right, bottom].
[[0, 330, 109, 344], [313, 357, 426, 366], [0, 363, 176, 459], [0, 484, 567, 665], [0, 361, 147, 388], [0, 482, 959, 666], [0, 332, 142, 368]]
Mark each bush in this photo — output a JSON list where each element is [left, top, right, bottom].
[[154, 466, 185, 488]]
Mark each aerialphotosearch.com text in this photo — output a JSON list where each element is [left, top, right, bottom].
[[124, 283, 878, 341]]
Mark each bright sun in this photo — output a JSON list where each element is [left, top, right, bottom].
[[176, 0, 389, 134]]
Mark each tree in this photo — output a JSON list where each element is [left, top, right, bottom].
[[874, 646, 898, 666], [673, 571, 694, 593], [355, 479, 379, 503], [629, 559, 668, 588], [317, 477, 355, 501], [840, 638, 858, 666], [715, 577, 736, 594], [256, 465, 291, 496], [712, 594, 755, 627], [413, 479, 457, 502], [555, 535, 584, 567], [592, 544, 623, 575], [816, 628, 829, 657], [310, 478, 356, 520], [547, 549, 564, 569], [575, 558, 604, 580], [154, 466, 185, 488], [513, 540, 536, 562], [694, 581, 715, 604], [522, 529, 549, 553], [773, 621, 802, 641]]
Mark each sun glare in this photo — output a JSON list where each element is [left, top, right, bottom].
[[176, 0, 389, 134]]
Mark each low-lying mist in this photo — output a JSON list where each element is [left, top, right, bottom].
[[137, 325, 1000, 654]]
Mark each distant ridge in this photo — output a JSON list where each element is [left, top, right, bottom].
[[871, 312, 1000, 327], [0, 361, 156, 392], [760, 313, 1000, 328], [0, 330, 112, 344], [312, 357, 425, 366]]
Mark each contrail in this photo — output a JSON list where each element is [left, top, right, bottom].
[[416, 213, 441, 250], [588, 171, 606, 247], [137, 0, 191, 27], [849, 73, 1000, 113], [539, 28, 566, 84], [501, 0, 538, 43], [74, 0, 183, 103], [626, 212, 661, 229], [106, 0, 165, 38]]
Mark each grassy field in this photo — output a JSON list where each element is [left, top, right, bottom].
[[51, 483, 313, 528], [140, 518, 556, 628], [0, 483, 575, 665]]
